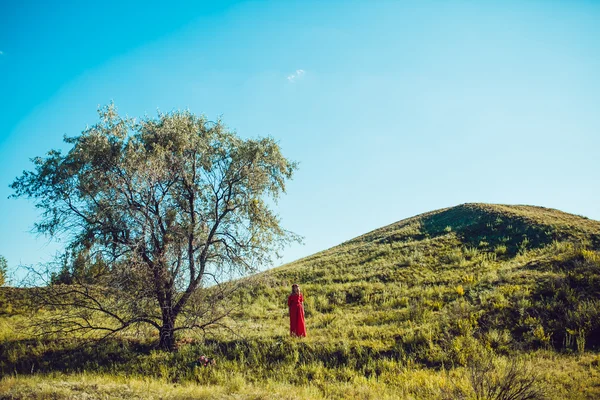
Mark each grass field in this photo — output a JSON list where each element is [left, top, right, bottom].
[[2, 203, 600, 399]]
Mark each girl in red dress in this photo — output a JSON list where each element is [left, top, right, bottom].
[[288, 284, 307, 337]]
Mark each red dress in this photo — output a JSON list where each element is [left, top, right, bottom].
[[288, 293, 307, 337]]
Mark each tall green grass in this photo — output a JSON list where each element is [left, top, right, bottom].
[[2, 203, 600, 399]]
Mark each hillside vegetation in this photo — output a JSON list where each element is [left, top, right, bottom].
[[2, 203, 600, 399]]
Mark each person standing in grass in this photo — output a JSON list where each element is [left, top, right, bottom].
[[288, 284, 307, 337]]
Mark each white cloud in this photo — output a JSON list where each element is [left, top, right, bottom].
[[287, 69, 305, 83]]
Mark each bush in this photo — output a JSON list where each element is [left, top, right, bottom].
[[464, 247, 480, 260], [0, 256, 7, 287], [445, 249, 466, 265], [468, 357, 545, 400], [494, 245, 508, 256]]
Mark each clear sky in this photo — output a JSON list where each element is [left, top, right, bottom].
[[1, 0, 599, 282]]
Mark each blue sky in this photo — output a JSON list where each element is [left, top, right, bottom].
[[1, 0, 599, 281]]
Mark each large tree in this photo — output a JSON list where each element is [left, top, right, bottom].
[[11, 104, 298, 350]]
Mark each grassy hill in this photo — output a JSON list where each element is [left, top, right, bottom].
[[241, 203, 600, 350], [2, 203, 600, 399]]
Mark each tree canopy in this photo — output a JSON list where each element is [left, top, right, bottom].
[[11, 104, 298, 350]]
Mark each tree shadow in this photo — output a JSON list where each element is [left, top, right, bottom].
[[0, 337, 154, 376]]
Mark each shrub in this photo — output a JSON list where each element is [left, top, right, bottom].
[[464, 247, 480, 260], [495, 245, 508, 256], [449, 335, 483, 366], [483, 329, 513, 353], [565, 299, 600, 353], [468, 357, 545, 400], [518, 237, 530, 255], [445, 249, 466, 265], [0, 256, 7, 287]]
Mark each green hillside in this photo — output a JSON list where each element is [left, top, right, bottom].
[[2, 203, 600, 399], [242, 203, 600, 352]]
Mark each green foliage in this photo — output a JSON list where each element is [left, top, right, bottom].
[[467, 356, 545, 400], [49, 249, 109, 285], [0, 255, 7, 287], [10, 103, 298, 351], [495, 244, 508, 255]]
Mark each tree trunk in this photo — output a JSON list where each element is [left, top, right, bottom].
[[159, 312, 176, 351]]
